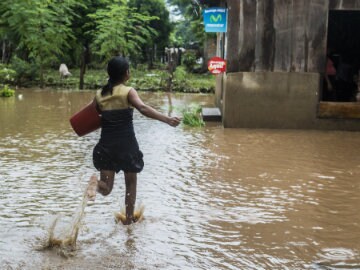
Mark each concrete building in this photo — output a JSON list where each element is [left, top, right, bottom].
[[213, 0, 360, 130]]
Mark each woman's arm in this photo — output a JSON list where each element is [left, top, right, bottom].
[[128, 88, 181, 127]]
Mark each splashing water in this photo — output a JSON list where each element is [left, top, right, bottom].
[[36, 178, 145, 257], [36, 183, 90, 257], [114, 204, 145, 225]]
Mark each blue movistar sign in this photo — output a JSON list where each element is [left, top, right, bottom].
[[203, 8, 227, 33]]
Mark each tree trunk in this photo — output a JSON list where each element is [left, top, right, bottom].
[[154, 44, 157, 62], [79, 45, 90, 90], [79, 62, 86, 90], [39, 55, 44, 88], [166, 50, 178, 92], [40, 63, 44, 88], [2, 40, 6, 63], [6, 42, 12, 65], [147, 46, 154, 70], [79, 53, 86, 90]]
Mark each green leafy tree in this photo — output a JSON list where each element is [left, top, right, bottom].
[[167, 0, 192, 14], [129, 0, 172, 67], [0, 10, 14, 64], [88, 0, 159, 61], [1, 0, 77, 87], [168, 0, 218, 72], [69, 0, 108, 89], [167, 0, 206, 47]]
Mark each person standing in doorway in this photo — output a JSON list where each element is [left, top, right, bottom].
[[323, 48, 337, 101], [87, 56, 181, 225], [335, 53, 357, 101]]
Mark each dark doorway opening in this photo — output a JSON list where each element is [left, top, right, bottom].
[[323, 10, 360, 102]]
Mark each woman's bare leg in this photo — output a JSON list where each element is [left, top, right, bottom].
[[86, 174, 98, 201], [87, 170, 115, 200], [98, 170, 115, 196], [123, 172, 137, 225]]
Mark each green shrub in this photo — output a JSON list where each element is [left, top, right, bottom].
[[171, 66, 215, 93], [0, 64, 16, 84], [0, 84, 15, 97], [129, 69, 167, 91], [10, 56, 39, 84], [182, 51, 197, 72], [180, 103, 205, 127], [174, 66, 187, 81], [0, 63, 215, 93]]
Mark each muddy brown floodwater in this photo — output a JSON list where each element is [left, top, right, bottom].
[[0, 89, 360, 270]]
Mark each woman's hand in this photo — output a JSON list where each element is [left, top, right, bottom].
[[166, 116, 181, 127]]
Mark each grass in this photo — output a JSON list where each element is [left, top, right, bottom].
[[43, 68, 107, 90], [41, 66, 215, 93]]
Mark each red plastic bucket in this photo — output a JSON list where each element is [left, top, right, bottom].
[[70, 99, 101, 136]]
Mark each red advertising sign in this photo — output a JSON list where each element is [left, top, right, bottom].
[[208, 57, 226, 74]]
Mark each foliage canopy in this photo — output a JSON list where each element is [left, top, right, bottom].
[[0, 0, 209, 87]]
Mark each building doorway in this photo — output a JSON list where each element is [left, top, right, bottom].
[[323, 10, 360, 102]]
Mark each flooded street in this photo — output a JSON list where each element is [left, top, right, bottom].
[[1, 89, 360, 269]]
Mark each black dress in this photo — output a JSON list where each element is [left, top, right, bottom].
[[92, 94, 144, 173]]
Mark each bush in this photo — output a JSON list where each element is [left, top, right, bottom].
[[0, 61, 215, 93], [174, 66, 187, 81], [171, 66, 215, 93], [129, 69, 167, 91], [182, 51, 197, 72], [0, 84, 15, 97], [0, 64, 16, 84], [10, 56, 39, 85]]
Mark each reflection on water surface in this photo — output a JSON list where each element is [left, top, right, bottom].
[[0, 89, 360, 269]]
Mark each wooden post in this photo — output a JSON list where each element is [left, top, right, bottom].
[[255, 0, 275, 71], [273, 0, 292, 71], [306, 0, 328, 73], [226, 1, 240, 72], [238, 0, 257, 71], [290, 0, 308, 72]]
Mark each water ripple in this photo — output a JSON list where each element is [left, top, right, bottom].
[[1, 90, 360, 269]]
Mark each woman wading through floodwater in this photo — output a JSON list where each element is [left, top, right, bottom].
[[86, 56, 181, 225]]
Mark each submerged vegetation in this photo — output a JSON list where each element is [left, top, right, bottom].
[[0, 84, 15, 97], [0, 64, 16, 97], [180, 103, 205, 127]]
